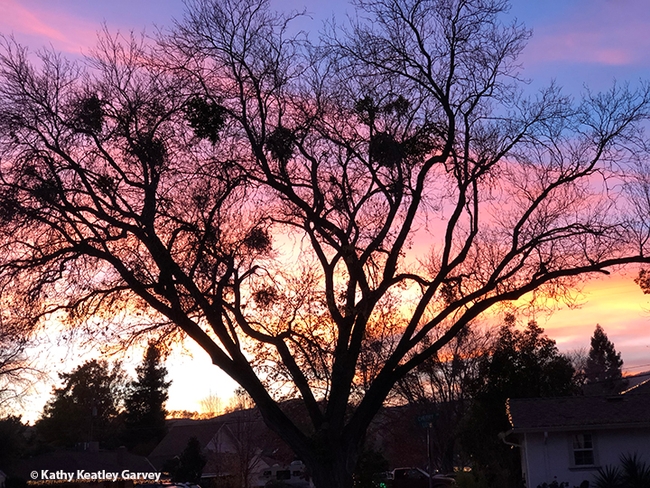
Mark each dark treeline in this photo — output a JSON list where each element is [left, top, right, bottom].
[[0, 342, 170, 468]]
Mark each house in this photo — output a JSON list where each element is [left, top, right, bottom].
[[506, 382, 650, 488], [249, 458, 312, 488], [148, 418, 241, 479], [150, 412, 314, 487]]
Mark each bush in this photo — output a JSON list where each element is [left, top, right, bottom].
[[536, 482, 568, 488], [454, 471, 490, 488]]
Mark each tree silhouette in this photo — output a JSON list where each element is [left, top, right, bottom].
[[2, 0, 650, 486], [0, 415, 28, 468], [392, 325, 492, 473], [165, 436, 207, 484], [123, 343, 171, 453], [36, 359, 126, 448], [225, 389, 263, 488], [584, 325, 627, 395], [199, 391, 223, 418], [463, 318, 577, 487], [0, 326, 36, 412]]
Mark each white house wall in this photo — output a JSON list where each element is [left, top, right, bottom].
[[522, 427, 650, 488], [205, 426, 239, 454]]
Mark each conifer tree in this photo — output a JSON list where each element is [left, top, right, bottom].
[[37, 359, 126, 447], [166, 436, 206, 483], [584, 325, 627, 395], [123, 343, 171, 453]]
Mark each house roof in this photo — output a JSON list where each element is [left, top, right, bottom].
[[148, 419, 226, 469], [623, 377, 650, 395], [148, 409, 302, 477], [507, 390, 650, 432]]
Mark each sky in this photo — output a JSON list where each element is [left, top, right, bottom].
[[1, 0, 650, 421]]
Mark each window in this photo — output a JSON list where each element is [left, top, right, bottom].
[[572, 433, 595, 466], [276, 470, 291, 480]]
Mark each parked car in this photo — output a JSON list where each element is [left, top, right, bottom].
[[392, 467, 455, 488], [371, 470, 394, 488]]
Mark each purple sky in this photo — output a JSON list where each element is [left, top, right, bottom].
[[2, 0, 648, 101], [2, 0, 650, 418]]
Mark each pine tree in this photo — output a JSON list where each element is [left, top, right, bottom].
[[123, 343, 171, 453], [165, 436, 206, 483], [584, 325, 627, 395], [37, 359, 126, 448]]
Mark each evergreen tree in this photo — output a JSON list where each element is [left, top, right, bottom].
[[0, 415, 28, 467], [37, 359, 126, 448], [123, 343, 171, 453], [463, 318, 577, 488], [478, 319, 578, 400], [584, 325, 627, 395], [165, 436, 206, 484]]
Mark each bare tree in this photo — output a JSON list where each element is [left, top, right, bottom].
[[199, 391, 223, 418], [391, 326, 492, 472], [394, 326, 491, 406], [0, 328, 34, 412], [226, 388, 262, 488], [565, 346, 589, 388], [1, 0, 650, 486]]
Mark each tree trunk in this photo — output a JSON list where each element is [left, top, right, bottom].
[[249, 389, 361, 488], [308, 444, 357, 488]]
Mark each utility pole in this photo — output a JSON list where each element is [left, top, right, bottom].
[[417, 412, 438, 488], [426, 423, 433, 488]]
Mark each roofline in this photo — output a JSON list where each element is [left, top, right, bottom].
[[622, 378, 650, 394], [511, 422, 650, 434]]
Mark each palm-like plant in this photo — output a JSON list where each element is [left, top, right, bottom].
[[593, 453, 650, 488], [620, 453, 650, 488], [593, 465, 623, 488]]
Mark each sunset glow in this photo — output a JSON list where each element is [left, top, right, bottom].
[[3, 0, 650, 424]]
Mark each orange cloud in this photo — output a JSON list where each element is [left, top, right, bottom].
[[538, 272, 650, 371]]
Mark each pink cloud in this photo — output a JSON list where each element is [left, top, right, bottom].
[[1, 0, 66, 41], [0, 0, 104, 54], [521, 1, 650, 68], [526, 30, 640, 67]]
